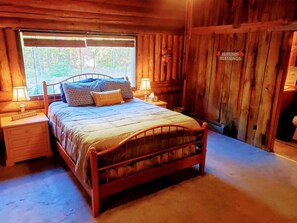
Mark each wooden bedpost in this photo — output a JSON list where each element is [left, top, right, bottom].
[[43, 81, 49, 116], [89, 148, 100, 217], [199, 122, 208, 175]]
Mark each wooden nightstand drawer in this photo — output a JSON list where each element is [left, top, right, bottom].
[[1, 113, 52, 166], [10, 135, 47, 148], [6, 123, 47, 139], [13, 145, 49, 162]]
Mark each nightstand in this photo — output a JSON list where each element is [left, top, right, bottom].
[[1, 112, 52, 166], [147, 100, 168, 108]]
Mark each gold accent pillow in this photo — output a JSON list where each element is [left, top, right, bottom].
[[91, 89, 124, 106]]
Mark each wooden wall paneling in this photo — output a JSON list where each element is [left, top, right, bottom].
[[4, 29, 25, 87], [288, 32, 297, 66], [192, 35, 201, 114], [194, 34, 209, 117], [160, 34, 167, 81], [172, 35, 179, 80], [0, 29, 12, 92], [204, 34, 217, 120], [266, 31, 293, 150], [154, 34, 161, 82], [136, 34, 143, 88], [254, 31, 285, 149], [149, 35, 154, 81], [231, 0, 247, 27], [207, 34, 227, 122], [192, 0, 297, 26], [267, 0, 295, 22], [135, 33, 183, 109], [178, 36, 184, 80], [185, 36, 198, 110], [183, 0, 192, 78], [16, 30, 27, 86], [225, 33, 247, 137], [192, 0, 226, 27], [237, 32, 258, 141], [245, 31, 271, 145], [202, 34, 215, 120], [0, 91, 12, 102], [166, 35, 173, 80], [219, 34, 234, 125], [192, 34, 202, 116], [142, 35, 149, 78]]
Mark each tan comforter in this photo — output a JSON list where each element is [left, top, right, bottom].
[[48, 98, 200, 180]]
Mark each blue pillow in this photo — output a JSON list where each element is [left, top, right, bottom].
[[62, 81, 101, 106], [100, 79, 133, 99], [60, 78, 96, 103]]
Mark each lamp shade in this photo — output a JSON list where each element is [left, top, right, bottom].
[[139, 78, 151, 91], [12, 86, 30, 102]]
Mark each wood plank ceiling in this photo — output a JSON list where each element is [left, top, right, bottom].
[[0, 0, 186, 34]]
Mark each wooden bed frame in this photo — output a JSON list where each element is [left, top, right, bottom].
[[43, 73, 208, 217]]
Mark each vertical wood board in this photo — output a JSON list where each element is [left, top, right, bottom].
[[154, 34, 161, 82], [237, 32, 258, 141], [245, 31, 271, 145], [0, 28, 12, 92], [254, 31, 283, 149], [226, 33, 246, 136]]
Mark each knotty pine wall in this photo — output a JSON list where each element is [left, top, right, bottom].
[[185, 0, 297, 151], [0, 0, 186, 112], [137, 33, 184, 109]]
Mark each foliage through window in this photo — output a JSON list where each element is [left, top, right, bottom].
[[21, 32, 136, 96]]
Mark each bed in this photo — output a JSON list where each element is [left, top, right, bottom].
[[43, 73, 208, 217]]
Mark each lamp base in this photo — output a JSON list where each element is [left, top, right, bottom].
[[20, 103, 26, 113], [143, 91, 148, 101]]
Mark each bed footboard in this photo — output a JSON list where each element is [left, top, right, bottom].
[[88, 123, 208, 217]]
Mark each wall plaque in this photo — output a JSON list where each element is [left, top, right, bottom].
[[217, 51, 244, 61]]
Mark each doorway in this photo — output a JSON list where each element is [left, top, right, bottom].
[[274, 31, 297, 162]]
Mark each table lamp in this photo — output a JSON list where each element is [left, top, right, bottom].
[[12, 86, 30, 113], [139, 78, 151, 101]]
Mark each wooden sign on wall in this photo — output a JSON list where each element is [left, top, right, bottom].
[[217, 51, 244, 61]]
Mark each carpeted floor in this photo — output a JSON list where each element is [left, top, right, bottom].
[[0, 131, 297, 223]]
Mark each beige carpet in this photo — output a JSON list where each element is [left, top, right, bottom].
[[1, 131, 297, 223]]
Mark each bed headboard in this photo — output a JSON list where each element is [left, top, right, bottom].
[[43, 73, 115, 115]]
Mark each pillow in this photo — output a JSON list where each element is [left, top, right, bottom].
[[91, 89, 124, 107], [100, 79, 133, 99], [60, 78, 95, 103], [62, 82, 100, 106]]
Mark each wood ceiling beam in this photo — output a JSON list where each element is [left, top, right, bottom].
[[0, 10, 184, 29], [83, 0, 185, 10], [192, 20, 297, 35], [0, 18, 184, 34]]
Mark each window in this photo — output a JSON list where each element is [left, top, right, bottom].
[[21, 32, 136, 96]]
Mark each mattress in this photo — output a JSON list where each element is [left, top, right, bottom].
[[48, 98, 201, 180]]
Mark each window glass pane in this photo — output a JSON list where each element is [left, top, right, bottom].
[[21, 33, 136, 96]]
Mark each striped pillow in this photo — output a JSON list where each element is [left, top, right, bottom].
[[91, 89, 124, 107]]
